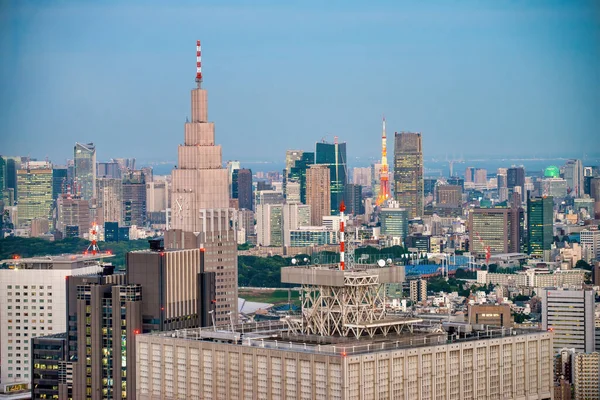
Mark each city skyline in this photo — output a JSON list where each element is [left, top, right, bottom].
[[2, 1, 599, 165]]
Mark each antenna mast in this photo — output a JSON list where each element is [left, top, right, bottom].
[[195, 40, 203, 88]]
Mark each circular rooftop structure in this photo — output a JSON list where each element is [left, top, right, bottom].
[[544, 166, 560, 178]]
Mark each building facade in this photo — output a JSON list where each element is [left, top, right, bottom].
[[306, 164, 331, 226], [74, 143, 96, 201], [540, 289, 595, 354], [16, 162, 53, 228], [393, 132, 424, 219], [232, 168, 253, 211], [315, 141, 347, 215], [527, 196, 554, 257], [0, 255, 104, 390], [135, 329, 553, 400]]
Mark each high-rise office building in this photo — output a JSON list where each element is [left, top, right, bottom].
[[0, 254, 104, 390], [285, 150, 304, 171], [74, 143, 96, 201], [580, 228, 600, 262], [55, 195, 90, 237], [352, 167, 371, 188], [67, 273, 140, 400], [96, 178, 123, 225], [145, 180, 168, 213], [507, 166, 525, 200], [563, 159, 584, 198], [122, 170, 146, 226], [394, 132, 424, 219], [469, 201, 523, 256], [165, 41, 238, 323], [315, 140, 347, 215], [287, 151, 314, 204], [380, 201, 409, 240], [282, 203, 311, 247], [497, 173, 507, 189], [436, 184, 462, 207], [540, 288, 595, 354], [16, 162, 53, 228], [306, 164, 331, 226], [232, 168, 253, 210], [96, 161, 121, 179], [52, 166, 68, 201], [343, 183, 363, 215], [1, 156, 21, 202], [256, 204, 283, 246], [527, 196, 553, 257]]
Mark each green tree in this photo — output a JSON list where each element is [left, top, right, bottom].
[[575, 259, 592, 271]]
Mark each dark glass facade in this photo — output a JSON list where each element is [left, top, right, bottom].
[[527, 196, 553, 256], [287, 152, 314, 204], [232, 168, 253, 210], [315, 142, 347, 215]]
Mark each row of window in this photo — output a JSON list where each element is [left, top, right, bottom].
[[7, 312, 52, 317], [6, 298, 53, 303], [6, 305, 52, 310], [6, 292, 53, 296], [7, 319, 52, 323], [6, 285, 52, 289]]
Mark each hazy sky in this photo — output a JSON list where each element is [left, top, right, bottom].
[[1, 0, 599, 167]]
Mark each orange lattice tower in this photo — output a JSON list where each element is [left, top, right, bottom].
[[376, 116, 391, 206]]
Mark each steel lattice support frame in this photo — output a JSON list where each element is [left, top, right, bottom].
[[288, 272, 389, 338]]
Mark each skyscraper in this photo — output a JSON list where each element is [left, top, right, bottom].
[[232, 168, 253, 210], [393, 132, 424, 219], [563, 159, 584, 197], [122, 170, 146, 226], [315, 140, 347, 214], [343, 183, 363, 215], [287, 151, 314, 203], [507, 166, 525, 200], [56, 195, 90, 237], [74, 142, 96, 200], [469, 206, 523, 256], [540, 288, 595, 354], [52, 166, 68, 201], [527, 196, 553, 257], [96, 178, 123, 224], [306, 164, 331, 226], [16, 161, 53, 227], [165, 40, 238, 323], [285, 150, 304, 171]]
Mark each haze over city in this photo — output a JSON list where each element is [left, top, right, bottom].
[[1, 0, 599, 165]]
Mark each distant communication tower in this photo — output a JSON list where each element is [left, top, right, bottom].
[[376, 116, 391, 206], [86, 222, 100, 255], [195, 40, 203, 88]]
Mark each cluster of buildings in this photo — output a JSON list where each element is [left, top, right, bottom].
[[1, 40, 599, 399], [0, 150, 167, 241]]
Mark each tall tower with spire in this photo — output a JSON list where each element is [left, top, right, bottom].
[[376, 116, 391, 206], [166, 41, 238, 323]]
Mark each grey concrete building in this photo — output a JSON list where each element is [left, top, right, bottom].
[[540, 288, 595, 354]]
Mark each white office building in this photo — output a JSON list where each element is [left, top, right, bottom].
[[0, 254, 107, 393], [540, 288, 595, 354]]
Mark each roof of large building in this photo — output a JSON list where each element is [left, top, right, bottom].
[[145, 316, 545, 357]]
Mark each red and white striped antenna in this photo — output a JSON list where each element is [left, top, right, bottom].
[[195, 40, 203, 87], [339, 201, 346, 271], [86, 222, 100, 255]]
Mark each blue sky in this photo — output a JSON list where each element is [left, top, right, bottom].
[[1, 0, 599, 167]]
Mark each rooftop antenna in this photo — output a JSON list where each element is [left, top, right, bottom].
[[195, 40, 203, 88]]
